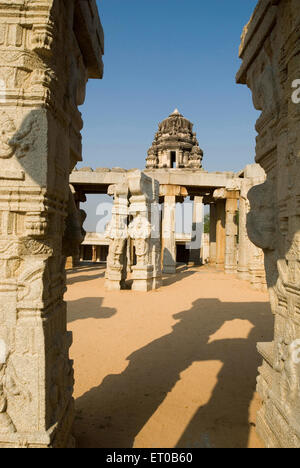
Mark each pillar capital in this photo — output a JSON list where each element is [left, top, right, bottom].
[[213, 188, 240, 200], [160, 185, 188, 198]]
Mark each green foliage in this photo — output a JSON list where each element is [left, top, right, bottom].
[[204, 214, 210, 234]]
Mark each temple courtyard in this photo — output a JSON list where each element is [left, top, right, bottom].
[[66, 264, 272, 449]]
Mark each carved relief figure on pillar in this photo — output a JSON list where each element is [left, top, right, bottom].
[[0, 0, 104, 448], [237, 0, 300, 449]]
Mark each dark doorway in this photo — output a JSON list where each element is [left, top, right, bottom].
[[170, 151, 176, 168], [176, 244, 190, 264], [99, 245, 109, 262]]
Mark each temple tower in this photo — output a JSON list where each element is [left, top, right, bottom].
[[146, 110, 204, 272], [146, 109, 204, 170]]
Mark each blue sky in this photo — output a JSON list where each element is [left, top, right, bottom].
[[81, 0, 259, 231], [80, 0, 259, 173]]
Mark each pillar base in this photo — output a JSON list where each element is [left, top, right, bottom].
[[225, 267, 237, 274], [0, 403, 75, 449], [132, 265, 154, 292], [237, 268, 250, 281], [105, 270, 126, 290], [152, 275, 163, 289]]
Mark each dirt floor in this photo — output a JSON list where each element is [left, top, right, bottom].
[[66, 263, 273, 449]]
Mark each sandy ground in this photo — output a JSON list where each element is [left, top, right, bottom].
[[66, 263, 273, 449]]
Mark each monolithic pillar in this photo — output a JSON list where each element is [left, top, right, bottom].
[[215, 199, 226, 271], [237, 0, 300, 448], [80, 246, 84, 262], [161, 191, 176, 274], [128, 171, 161, 291], [105, 184, 129, 291], [237, 183, 250, 280], [189, 196, 204, 266], [0, 0, 104, 448], [225, 194, 238, 274], [238, 167, 267, 288], [72, 189, 87, 267], [209, 203, 217, 265], [160, 185, 187, 274], [92, 245, 97, 263]]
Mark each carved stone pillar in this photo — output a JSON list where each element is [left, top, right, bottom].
[[215, 199, 226, 271], [0, 0, 104, 448], [105, 184, 129, 291], [128, 171, 161, 291], [238, 166, 267, 289], [238, 183, 250, 281], [209, 203, 217, 265], [72, 189, 87, 267], [214, 189, 239, 273], [189, 196, 204, 266], [161, 185, 187, 274], [237, 0, 300, 448], [92, 245, 97, 263], [225, 195, 238, 274]]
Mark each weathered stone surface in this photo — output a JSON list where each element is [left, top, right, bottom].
[[105, 172, 162, 291], [237, 0, 300, 448], [146, 109, 204, 170], [105, 183, 129, 291], [0, 0, 103, 448], [238, 165, 266, 290], [189, 196, 204, 266], [213, 189, 238, 273], [209, 203, 217, 265]]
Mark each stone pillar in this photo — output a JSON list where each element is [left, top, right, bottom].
[[150, 178, 163, 289], [225, 195, 238, 274], [80, 246, 84, 262], [162, 193, 176, 274], [237, 185, 250, 280], [209, 203, 217, 265], [96, 246, 101, 263], [189, 196, 204, 266], [92, 245, 97, 263], [105, 184, 129, 291], [72, 190, 87, 267], [128, 171, 161, 291], [215, 199, 226, 270], [237, 0, 300, 448], [0, 0, 104, 448], [160, 185, 187, 274], [66, 257, 74, 269]]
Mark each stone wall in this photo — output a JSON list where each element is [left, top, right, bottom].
[[0, 0, 103, 448], [237, 0, 300, 448]]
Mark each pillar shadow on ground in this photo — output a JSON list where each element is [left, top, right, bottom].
[[74, 298, 273, 448], [67, 297, 117, 323], [162, 265, 198, 287], [67, 265, 106, 286]]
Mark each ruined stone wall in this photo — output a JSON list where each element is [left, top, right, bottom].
[[237, 0, 300, 448], [0, 0, 103, 448]]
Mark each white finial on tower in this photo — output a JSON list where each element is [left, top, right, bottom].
[[172, 108, 180, 115]]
